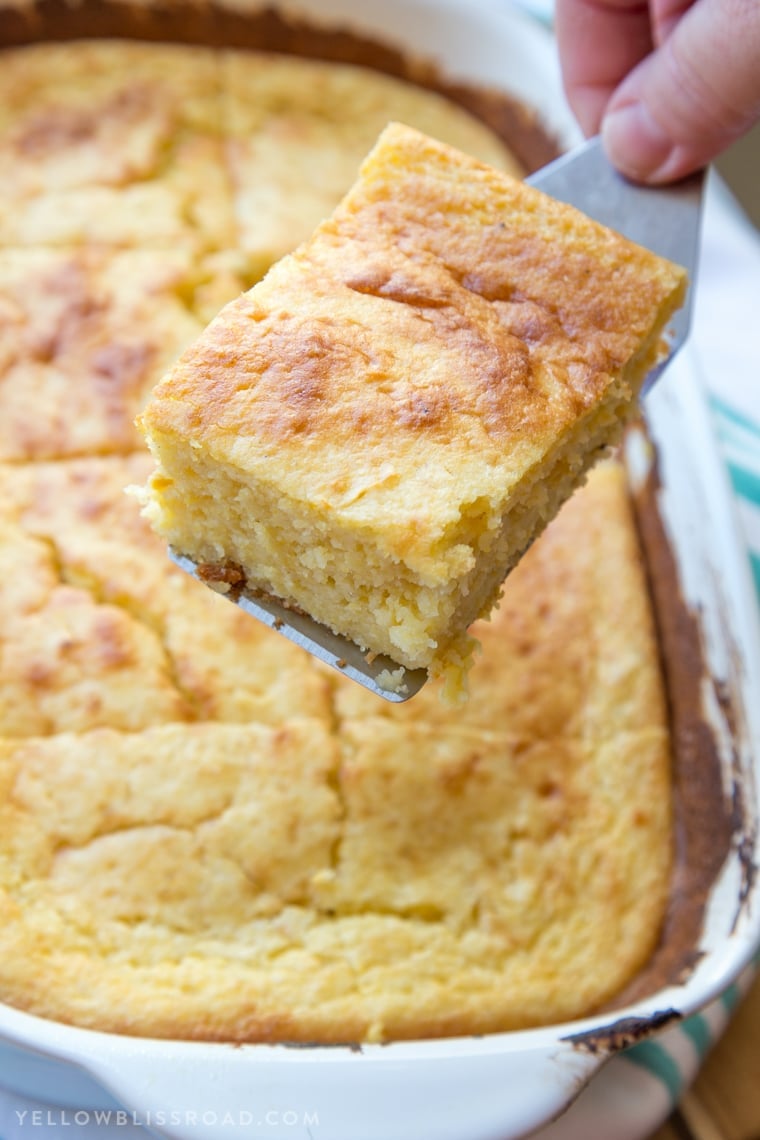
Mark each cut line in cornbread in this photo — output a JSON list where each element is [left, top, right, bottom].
[[137, 122, 687, 698]]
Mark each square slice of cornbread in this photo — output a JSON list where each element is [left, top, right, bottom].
[[137, 122, 686, 694]]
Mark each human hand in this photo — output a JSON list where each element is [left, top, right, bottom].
[[555, 0, 760, 183]]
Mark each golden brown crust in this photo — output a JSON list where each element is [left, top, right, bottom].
[[0, 248, 242, 460], [0, 38, 521, 261], [221, 49, 523, 275], [146, 124, 685, 474], [0, 705, 671, 1042], [0, 40, 234, 250], [0, 0, 559, 173]]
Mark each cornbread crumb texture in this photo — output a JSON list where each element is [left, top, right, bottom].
[[0, 38, 673, 1044], [139, 122, 686, 683], [332, 461, 668, 738]]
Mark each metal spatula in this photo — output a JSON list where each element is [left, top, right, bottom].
[[173, 136, 704, 703], [526, 135, 705, 393], [170, 547, 430, 701]]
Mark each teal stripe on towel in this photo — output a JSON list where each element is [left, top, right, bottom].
[[624, 1040, 684, 1102], [721, 982, 742, 1014], [750, 551, 760, 599], [681, 1014, 713, 1060], [726, 461, 760, 507], [709, 394, 760, 437]]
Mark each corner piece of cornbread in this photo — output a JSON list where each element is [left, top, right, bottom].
[[137, 122, 687, 694]]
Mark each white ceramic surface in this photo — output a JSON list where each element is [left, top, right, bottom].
[[1, 3, 760, 1139], [1, 969, 751, 1140]]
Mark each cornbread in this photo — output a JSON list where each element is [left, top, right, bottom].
[[0, 32, 675, 1044], [0, 40, 521, 260], [331, 460, 668, 737], [138, 122, 687, 692], [222, 50, 523, 276], [0, 460, 673, 1042], [0, 248, 244, 461], [0, 457, 333, 728], [0, 40, 234, 250]]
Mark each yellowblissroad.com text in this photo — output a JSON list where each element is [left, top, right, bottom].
[[13, 1108, 321, 1130]]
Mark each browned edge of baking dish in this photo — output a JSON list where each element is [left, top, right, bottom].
[[608, 434, 741, 1011], [0, 0, 747, 1025], [621, 435, 756, 997]]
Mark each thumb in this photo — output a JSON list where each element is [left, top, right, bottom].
[[601, 0, 760, 183]]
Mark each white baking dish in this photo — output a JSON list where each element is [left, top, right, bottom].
[[1, 2, 760, 1138]]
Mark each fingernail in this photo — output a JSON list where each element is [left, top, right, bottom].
[[602, 102, 674, 181]]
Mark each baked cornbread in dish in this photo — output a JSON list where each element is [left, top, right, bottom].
[[0, 40, 234, 251], [0, 248, 243, 461], [0, 30, 673, 1046], [0, 40, 519, 457], [222, 49, 523, 277], [0, 461, 673, 1042], [0, 455, 333, 731], [138, 122, 687, 694], [0, 40, 521, 257]]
